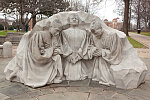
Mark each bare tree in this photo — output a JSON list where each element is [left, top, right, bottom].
[[67, 0, 103, 14], [140, 0, 150, 30], [115, 0, 132, 36], [0, 0, 69, 32], [129, 0, 150, 30]]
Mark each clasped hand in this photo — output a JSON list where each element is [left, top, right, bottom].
[[93, 49, 102, 57], [67, 52, 81, 64], [53, 46, 61, 56]]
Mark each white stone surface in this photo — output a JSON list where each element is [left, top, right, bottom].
[[0, 93, 10, 100], [62, 13, 88, 80], [4, 11, 147, 89], [3, 41, 12, 58], [88, 19, 147, 89]]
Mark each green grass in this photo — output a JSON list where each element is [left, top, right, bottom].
[[0, 30, 17, 36], [0, 31, 6, 36], [127, 36, 145, 48], [140, 32, 150, 36]]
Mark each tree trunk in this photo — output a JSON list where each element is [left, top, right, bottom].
[[21, 23, 25, 32], [20, 0, 25, 32], [32, 15, 36, 28], [137, 0, 141, 30], [128, 5, 131, 31], [128, 0, 132, 31], [144, 17, 147, 29], [123, 0, 130, 36]]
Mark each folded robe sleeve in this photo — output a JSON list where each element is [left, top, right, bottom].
[[102, 33, 123, 65], [29, 31, 53, 64]]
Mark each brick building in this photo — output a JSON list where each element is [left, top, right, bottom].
[[104, 18, 123, 31]]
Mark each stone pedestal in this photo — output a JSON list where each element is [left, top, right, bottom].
[[3, 41, 12, 58]]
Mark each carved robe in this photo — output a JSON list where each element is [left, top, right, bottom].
[[92, 33, 123, 86], [4, 31, 63, 88], [61, 28, 89, 80]]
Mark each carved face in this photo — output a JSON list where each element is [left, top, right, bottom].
[[69, 14, 79, 26], [49, 19, 62, 36], [90, 20, 96, 31], [90, 20, 103, 38], [49, 27, 61, 36]]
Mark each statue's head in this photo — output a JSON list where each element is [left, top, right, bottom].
[[68, 13, 79, 26], [90, 19, 103, 38], [49, 19, 62, 36]]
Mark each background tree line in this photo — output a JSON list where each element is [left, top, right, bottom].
[[0, 0, 69, 32], [115, 0, 150, 36]]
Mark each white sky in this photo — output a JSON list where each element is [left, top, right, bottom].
[[80, 0, 123, 21], [0, 12, 16, 21], [94, 0, 122, 21]]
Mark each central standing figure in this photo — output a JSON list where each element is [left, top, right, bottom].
[[61, 13, 89, 80]]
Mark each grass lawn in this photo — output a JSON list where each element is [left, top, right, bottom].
[[140, 32, 150, 36], [0, 30, 17, 36], [127, 36, 145, 48]]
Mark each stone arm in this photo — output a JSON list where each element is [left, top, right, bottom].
[[70, 30, 89, 63], [61, 31, 73, 57], [87, 33, 101, 59], [61, 30, 88, 64]]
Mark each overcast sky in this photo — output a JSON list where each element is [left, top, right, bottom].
[[94, 0, 122, 21], [78, 0, 123, 21]]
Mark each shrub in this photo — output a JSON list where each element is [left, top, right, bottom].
[[0, 24, 4, 30], [8, 26, 14, 30]]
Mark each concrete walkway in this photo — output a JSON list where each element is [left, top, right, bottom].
[[129, 32, 150, 48], [129, 32, 150, 58]]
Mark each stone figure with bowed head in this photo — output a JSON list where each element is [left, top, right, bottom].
[[89, 19, 123, 86], [4, 19, 63, 88], [61, 13, 89, 80]]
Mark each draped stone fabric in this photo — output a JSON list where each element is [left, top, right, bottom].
[[62, 28, 89, 80], [4, 11, 148, 89], [91, 33, 122, 86], [4, 31, 63, 88]]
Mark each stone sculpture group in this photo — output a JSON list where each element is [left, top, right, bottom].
[[4, 11, 148, 89]]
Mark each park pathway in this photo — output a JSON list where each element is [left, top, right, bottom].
[[129, 32, 150, 58], [129, 32, 150, 48]]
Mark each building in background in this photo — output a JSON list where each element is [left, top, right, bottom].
[[104, 18, 123, 31], [104, 18, 133, 31]]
